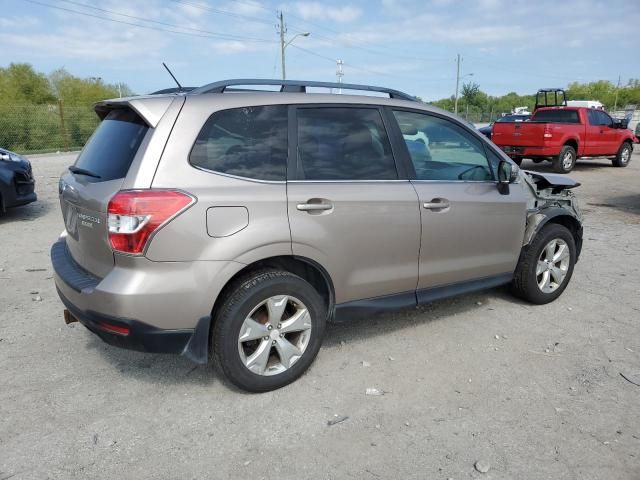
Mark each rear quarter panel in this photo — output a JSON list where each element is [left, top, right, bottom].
[[147, 95, 292, 264]]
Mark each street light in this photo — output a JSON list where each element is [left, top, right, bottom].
[[278, 12, 310, 80]]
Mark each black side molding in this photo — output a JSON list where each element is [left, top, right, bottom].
[[333, 273, 514, 323]]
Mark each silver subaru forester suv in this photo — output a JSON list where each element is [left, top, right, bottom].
[[52, 79, 583, 392]]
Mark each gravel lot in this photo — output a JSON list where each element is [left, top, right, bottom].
[[1, 151, 639, 480]]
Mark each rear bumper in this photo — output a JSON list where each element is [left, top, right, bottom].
[[497, 145, 557, 157], [50, 238, 215, 363]]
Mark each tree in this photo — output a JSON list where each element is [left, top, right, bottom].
[[0, 63, 55, 104], [461, 82, 482, 107]]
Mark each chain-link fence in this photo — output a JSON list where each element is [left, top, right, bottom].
[[0, 103, 99, 154]]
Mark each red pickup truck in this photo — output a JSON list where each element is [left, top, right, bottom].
[[492, 106, 636, 173]]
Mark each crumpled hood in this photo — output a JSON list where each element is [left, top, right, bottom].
[[523, 170, 580, 192]]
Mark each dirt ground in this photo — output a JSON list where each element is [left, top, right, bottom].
[[1, 151, 639, 480]]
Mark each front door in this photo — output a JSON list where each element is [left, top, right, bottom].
[[389, 109, 528, 296], [287, 106, 421, 305], [596, 110, 620, 155]]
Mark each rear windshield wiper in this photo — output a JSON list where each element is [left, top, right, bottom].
[[68, 165, 101, 179]]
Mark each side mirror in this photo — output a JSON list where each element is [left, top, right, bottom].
[[497, 160, 517, 194], [613, 118, 629, 129]]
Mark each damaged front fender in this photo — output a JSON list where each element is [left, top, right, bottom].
[[521, 170, 584, 258]]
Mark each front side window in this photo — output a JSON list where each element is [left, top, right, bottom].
[[296, 107, 397, 180], [596, 110, 613, 127], [190, 105, 288, 181], [393, 110, 493, 181]]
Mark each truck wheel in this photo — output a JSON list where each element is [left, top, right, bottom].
[[213, 270, 326, 392], [612, 142, 632, 167], [510, 223, 576, 305], [552, 145, 576, 173]]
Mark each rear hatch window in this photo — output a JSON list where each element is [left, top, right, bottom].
[[61, 107, 150, 277], [533, 110, 580, 123], [73, 108, 148, 181]]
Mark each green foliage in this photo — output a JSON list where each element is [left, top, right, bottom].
[[0, 63, 55, 105], [430, 79, 640, 122], [0, 63, 133, 153]]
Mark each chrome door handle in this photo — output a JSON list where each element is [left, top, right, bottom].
[[297, 203, 333, 211], [423, 199, 450, 211]]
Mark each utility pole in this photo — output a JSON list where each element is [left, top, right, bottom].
[[454, 53, 461, 115], [336, 59, 344, 93], [613, 75, 621, 112], [278, 12, 287, 80], [276, 12, 310, 81]]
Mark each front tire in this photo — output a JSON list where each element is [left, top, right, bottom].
[[612, 142, 632, 167], [213, 270, 326, 392], [552, 145, 576, 173], [511, 224, 576, 304]]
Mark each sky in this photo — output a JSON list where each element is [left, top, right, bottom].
[[1, 0, 639, 101]]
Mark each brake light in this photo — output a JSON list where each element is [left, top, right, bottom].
[[107, 190, 194, 254], [543, 125, 553, 138]]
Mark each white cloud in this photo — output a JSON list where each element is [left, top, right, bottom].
[[292, 2, 362, 23], [0, 16, 40, 28]]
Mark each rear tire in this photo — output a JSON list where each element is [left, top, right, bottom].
[[213, 270, 326, 392], [552, 145, 576, 173], [612, 142, 632, 167], [511, 224, 576, 304]]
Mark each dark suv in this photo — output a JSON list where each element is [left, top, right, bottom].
[[0, 148, 36, 212]]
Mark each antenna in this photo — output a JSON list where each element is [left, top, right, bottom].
[[162, 62, 183, 91]]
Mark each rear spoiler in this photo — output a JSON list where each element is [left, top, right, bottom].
[[94, 95, 179, 128]]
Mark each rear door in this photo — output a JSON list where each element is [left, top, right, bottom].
[[287, 105, 420, 304], [389, 108, 528, 294], [60, 108, 150, 277]]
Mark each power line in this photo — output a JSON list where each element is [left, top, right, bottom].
[[23, 0, 276, 43], [221, 0, 451, 63], [288, 44, 449, 84], [170, 0, 275, 27]]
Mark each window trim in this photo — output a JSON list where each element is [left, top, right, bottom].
[[386, 106, 498, 183], [188, 104, 289, 183], [289, 104, 404, 182]]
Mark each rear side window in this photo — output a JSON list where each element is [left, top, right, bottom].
[[296, 107, 397, 180], [190, 105, 288, 181], [533, 110, 580, 123], [74, 109, 148, 181]]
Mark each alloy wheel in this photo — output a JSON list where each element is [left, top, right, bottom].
[[536, 238, 570, 293], [562, 151, 574, 170], [238, 295, 312, 376]]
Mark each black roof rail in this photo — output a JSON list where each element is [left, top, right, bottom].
[[190, 79, 417, 101]]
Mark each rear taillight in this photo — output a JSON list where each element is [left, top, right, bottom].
[[543, 125, 553, 138], [107, 190, 194, 255]]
